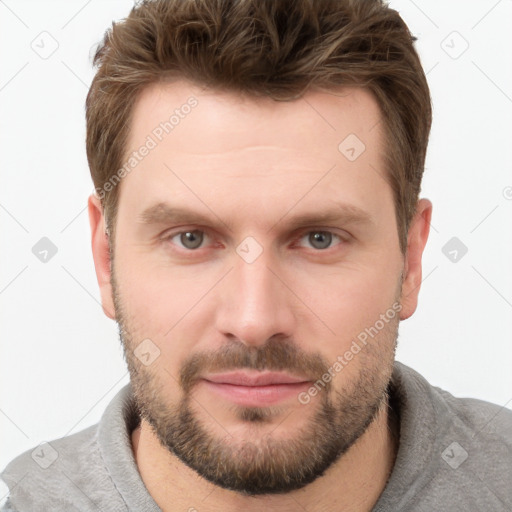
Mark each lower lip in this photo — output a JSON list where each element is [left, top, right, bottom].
[[200, 380, 311, 407]]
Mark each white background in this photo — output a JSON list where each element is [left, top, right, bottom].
[[1, 0, 511, 497]]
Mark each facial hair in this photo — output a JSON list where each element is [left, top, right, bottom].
[[112, 268, 399, 496]]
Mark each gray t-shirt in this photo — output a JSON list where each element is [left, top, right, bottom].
[[1, 361, 511, 511]]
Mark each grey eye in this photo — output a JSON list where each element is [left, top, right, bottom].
[[308, 231, 332, 250], [179, 230, 204, 249]]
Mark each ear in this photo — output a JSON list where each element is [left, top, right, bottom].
[[88, 194, 116, 320], [399, 198, 433, 320]]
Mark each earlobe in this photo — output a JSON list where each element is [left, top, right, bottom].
[[88, 194, 116, 320], [399, 198, 433, 320]]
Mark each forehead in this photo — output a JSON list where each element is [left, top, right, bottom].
[[127, 80, 383, 157], [116, 80, 390, 230]]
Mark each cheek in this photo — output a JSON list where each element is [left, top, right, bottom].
[[114, 239, 197, 318], [113, 256, 217, 366], [115, 267, 170, 334], [303, 267, 400, 392], [292, 258, 401, 349]]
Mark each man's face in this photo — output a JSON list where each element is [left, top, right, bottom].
[[108, 81, 406, 494]]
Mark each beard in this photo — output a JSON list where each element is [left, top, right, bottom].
[[112, 268, 399, 496]]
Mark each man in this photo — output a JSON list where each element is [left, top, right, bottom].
[[2, 0, 511, 510]]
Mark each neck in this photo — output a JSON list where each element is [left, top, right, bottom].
[[131, 400, 399, 512]]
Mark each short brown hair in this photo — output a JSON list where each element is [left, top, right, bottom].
[[86, 0, 432, 254]]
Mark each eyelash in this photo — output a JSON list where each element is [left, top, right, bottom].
[[161, 228, 347, 252]]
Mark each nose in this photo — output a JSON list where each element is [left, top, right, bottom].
[[214, 247, 296, 348]]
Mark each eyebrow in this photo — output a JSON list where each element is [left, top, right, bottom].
[[137, 202, 374, 232]]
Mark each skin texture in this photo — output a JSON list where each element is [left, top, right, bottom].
[[89, 80, 432, 512]]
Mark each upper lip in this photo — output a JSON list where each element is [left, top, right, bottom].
[[203, 371, 310, 386]]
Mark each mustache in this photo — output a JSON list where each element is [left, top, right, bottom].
[[179, 338, 331, 394]]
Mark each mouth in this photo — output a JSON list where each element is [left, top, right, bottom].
[[200, 370, 312, 407]]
